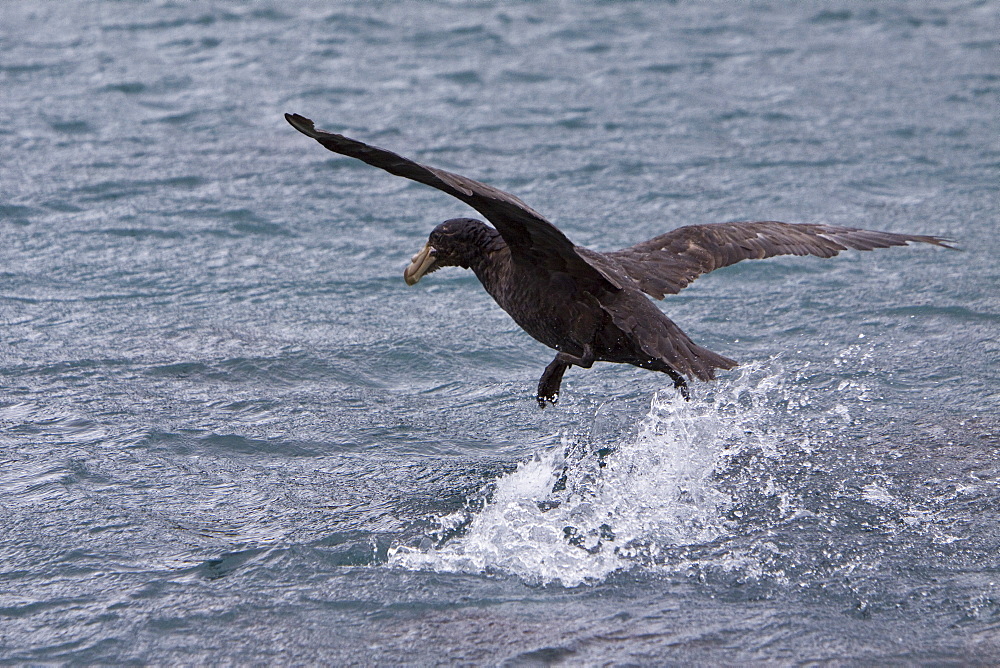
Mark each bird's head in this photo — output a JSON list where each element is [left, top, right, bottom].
[[404, 218, 502, 285]]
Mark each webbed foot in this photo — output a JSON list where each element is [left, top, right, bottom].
[[667, 369, 690, 401], [537, 358, 570, 408]]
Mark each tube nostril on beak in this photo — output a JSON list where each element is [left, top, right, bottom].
[[404, 243, 437, 286]]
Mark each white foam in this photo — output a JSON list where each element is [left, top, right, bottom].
[[389, 362, 786, 587]]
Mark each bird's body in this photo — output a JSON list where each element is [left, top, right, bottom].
[[465, 229, 728, 386], [285, 113, 951, 405]]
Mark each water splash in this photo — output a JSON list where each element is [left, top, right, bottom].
[[389, 362, 789, 586]]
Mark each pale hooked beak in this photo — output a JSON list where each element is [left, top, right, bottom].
[[403, 243, 436, 285]]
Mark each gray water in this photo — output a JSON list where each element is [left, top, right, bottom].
[[2, 1, 999, 664]]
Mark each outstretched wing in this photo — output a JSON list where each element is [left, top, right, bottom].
[[285, 113, 618, 290], [606, 221, 952, 299]]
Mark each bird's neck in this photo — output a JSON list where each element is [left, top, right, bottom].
[[469, 242, 511, 295], [465, 228, 505, 272]]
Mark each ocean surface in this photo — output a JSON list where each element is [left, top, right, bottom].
[[2, 0, 998, 664]]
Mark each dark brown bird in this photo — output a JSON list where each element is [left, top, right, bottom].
[[285, 113, 951, 406]]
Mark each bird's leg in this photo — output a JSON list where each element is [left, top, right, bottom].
[[537, 359, 569, 407], [555, 344, 595, 369], [537, 345, 594, 407], [664, 367, 690, 401]]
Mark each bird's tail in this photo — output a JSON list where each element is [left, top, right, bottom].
[[602, 296, 738, 382], [635, 315, 738, 382], [680, 339, 739, 381]]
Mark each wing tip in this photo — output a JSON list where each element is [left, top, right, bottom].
[[923, 236, 958, 250], [897, 233, 957, 250], [284, 112, 317, 137]]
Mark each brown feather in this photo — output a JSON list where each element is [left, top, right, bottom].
[[286, 114, 953, 402]]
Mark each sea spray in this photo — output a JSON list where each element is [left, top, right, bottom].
[[389, 362, 789, 586]]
